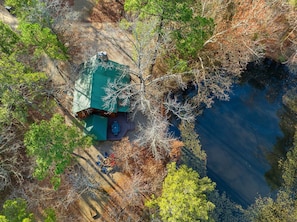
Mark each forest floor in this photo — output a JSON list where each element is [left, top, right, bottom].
[[68, 0, 134, 66]]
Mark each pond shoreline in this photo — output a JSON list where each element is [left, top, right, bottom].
[[171, 59, 297, 209]]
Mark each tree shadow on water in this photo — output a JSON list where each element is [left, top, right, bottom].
[[264, 108, 296, 190], [180, 147, 207, 177]]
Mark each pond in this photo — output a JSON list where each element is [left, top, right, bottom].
[[194, 60, 296, 208]]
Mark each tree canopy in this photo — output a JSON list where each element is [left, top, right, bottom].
[[5, 0, 68, 60], [247, 190, 297, 222], [4, 0, 37, 18], [18, 21, 67, 60], [1, 0, 297, 220], [0, 198, 33, 222], [124, 0, 214, 59], [281, 130, 297, 192], [0, 53, 47, 128], [0, 21, 19, 55], [146, 162, 215, 221], [179, 122, 207, 175], [24, 114, 92, 189], [247, 128, 297, 221]]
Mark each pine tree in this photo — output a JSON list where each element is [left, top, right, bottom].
[[146, 162, 215, 221]]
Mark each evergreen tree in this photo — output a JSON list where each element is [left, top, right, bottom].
[[247, 190, 297, 222], [0, 198, 34, 222], [18, 21, 67, 60], [179, 122, 207, 175], [0, 53, 47, 127], [24, 114, 92, 189], [247, 129, 297, 221], [146, 162, 215, 221], [0, 21, 20, 55], [124, 0, 214, 59], [282, 130, 297, 192]]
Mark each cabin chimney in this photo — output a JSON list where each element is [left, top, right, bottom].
[[97, 51, 108, 62]]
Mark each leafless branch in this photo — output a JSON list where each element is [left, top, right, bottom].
[[135, 114, 174, 160], [0, 126, 25, 191], [164, 93, 196, 123], [25, 0, 79, 34]]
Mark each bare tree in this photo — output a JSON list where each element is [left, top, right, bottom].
[[163, 93, 196, 122], [113, 137, 144, 174], [60, 165, 101, 208], [190, 64, 233, 109], [278, 1, 297, 71], [98, 18, 201, 159], [121, 173, 150, 207], [199, 0, 297, 78], [105, 137, 168, 221], [7, 164, 100, 220], [99, 14, 236, 118], [94, 14, 231, 162], [112, 137, 166, 192], [135, 114, 174, 160], [24, 0, 79, 34], [101, 18, 193, 117], [0, 126, 27, 191]]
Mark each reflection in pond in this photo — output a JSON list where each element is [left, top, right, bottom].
[[265, 107, 296, 189], [194, 59, 296, 208]]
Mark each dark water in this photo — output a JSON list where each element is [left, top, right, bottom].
[[194, 60, 296, 208]]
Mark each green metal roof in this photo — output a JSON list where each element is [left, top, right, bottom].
[[84, 115, 108, 141], [72, 55, 130, 113]]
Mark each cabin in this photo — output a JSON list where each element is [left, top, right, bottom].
[[72, 52, 134, 140]]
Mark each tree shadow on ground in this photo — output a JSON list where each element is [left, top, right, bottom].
[[82, 149, 124, 194]]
